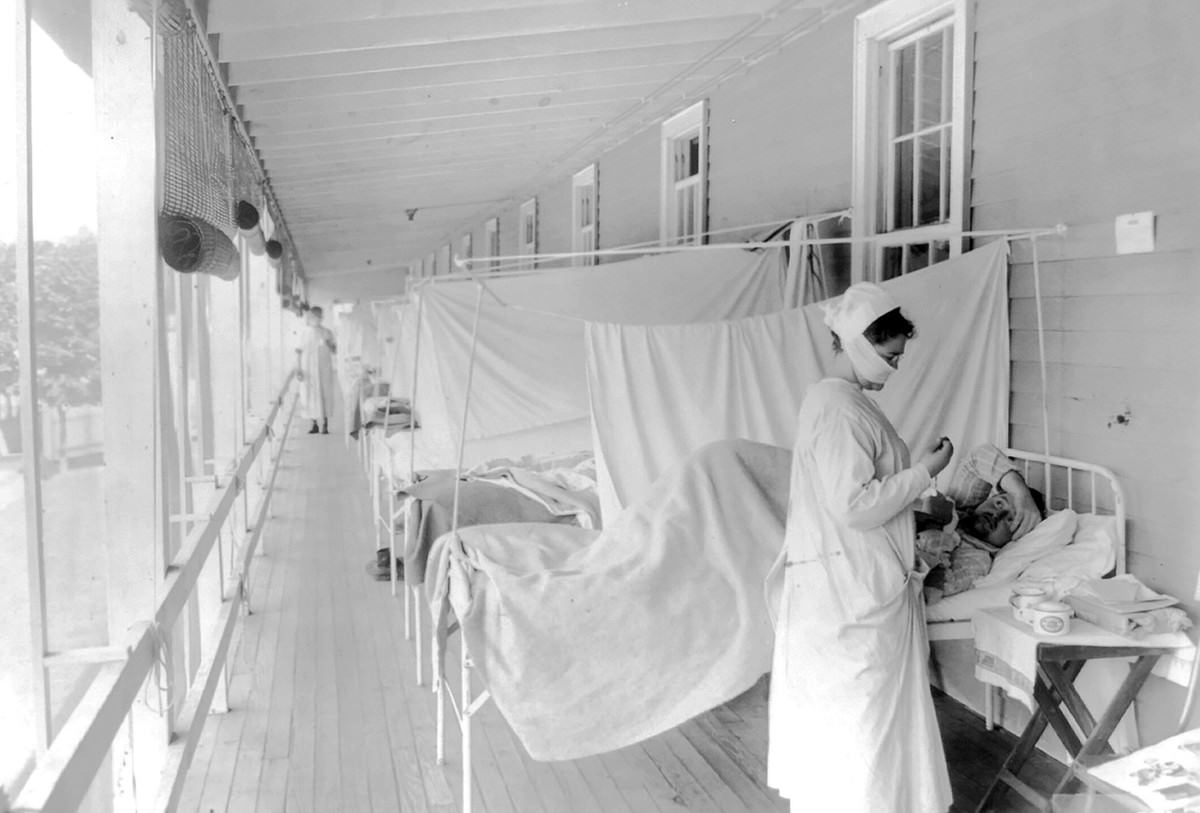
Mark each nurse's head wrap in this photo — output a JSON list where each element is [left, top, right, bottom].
[[822, 282, 903, 386]]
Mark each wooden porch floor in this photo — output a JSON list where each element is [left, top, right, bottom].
[[178, 431, 1065, 813]]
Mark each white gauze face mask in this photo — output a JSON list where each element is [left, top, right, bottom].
[[845, 332, 896, 386]]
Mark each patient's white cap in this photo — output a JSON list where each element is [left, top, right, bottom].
[[821, 282, 899, 339]]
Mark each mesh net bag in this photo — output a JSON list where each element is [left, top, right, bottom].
[[158, 8, 240, 279]]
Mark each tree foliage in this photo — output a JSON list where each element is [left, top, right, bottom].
[[0, 233, 101, 406]]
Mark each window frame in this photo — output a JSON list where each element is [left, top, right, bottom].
[[483, 217, 500, 273], [439, 243, 451, 277], [571, 164, 598, 267], [850, 0, 973, 281], [659, 99, 709, 246], [518, 197, 537, 270]]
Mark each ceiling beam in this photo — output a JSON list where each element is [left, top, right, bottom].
[[207, 0, 591, 33], [245, 88, 650, 132], [227, 36, 746, 86], [252, 115, 598, 151], [258, 124, 590, 162], [215, 0, 770, 60], [233, 60, 724, 104], [248, 98, 625, 138], [271, 158, 547, 187]]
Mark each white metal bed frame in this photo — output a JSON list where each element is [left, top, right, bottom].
[[927, 447, 1126, 730], [925, 447, 1127, 642], [425, 446, 1127, 813]]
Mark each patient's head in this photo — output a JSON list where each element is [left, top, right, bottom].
[[959, 490, 1047, 548]]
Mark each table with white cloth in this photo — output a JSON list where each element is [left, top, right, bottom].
[[972, 607, 1192, 812]]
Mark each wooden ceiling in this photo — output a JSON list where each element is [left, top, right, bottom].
[[207, 0, 856, 286]]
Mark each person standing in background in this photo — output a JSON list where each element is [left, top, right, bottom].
[[297, 305, 337, 435]]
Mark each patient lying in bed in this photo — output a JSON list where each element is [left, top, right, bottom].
[[916, 443, 1046, 604]]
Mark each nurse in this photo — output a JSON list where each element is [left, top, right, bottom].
[[767, 282, 955, 812], [297, 305, 338, 435]]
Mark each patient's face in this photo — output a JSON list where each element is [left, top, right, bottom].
[[963, 494, 1015, 547]]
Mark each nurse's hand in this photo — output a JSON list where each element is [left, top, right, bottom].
[[919, 437, 954, 478]]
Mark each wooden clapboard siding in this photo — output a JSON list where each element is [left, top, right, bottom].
[[528, 169, 576, 262], [973, 0, 1200, 743], [470, 4, 860, 262], [592, 125, 660, 252], [705, 8, 856, 230]]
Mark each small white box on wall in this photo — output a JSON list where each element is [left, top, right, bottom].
[[1114, 211, 1155, 254]]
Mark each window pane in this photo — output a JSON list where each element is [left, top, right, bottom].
[[931, 239, 951, 265], [687, 135, 701, 178], [893, 43, 916, 136], [942, 27, 954, 126], [908, 242, 932, 273], [892, 139, 914, 230], [918, 32, 945, 128], [880, 246, 904, 280], [917, 131, 943, 226], [941, 130, 952, 225]]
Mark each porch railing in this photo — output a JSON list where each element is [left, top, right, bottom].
[[10, 374, 299, 813]]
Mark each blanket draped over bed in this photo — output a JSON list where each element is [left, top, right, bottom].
[[426, 439, 792, 761], [400, 472, 582, 585]]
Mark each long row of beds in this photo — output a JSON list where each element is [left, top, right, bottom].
[[352, 397, 1130, 809], [343, 241, 1136, 813]]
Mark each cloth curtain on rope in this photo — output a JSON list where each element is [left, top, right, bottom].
[[585, 241, 1012, 524], [418, 245, 789, 444]]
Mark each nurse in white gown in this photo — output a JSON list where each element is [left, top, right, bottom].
[[767, 283, 955, 813], [298, 305, 337, 434]]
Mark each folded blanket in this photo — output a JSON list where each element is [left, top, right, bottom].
[[426, 438, 791, 761], [400, 472, 577, 585], [468, 466, 601, 529]]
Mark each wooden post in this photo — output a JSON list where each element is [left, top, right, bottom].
[[93, 2, 170, 807], [14, 0, 51, 755]]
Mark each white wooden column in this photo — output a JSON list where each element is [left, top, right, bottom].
[[14, 0, 51, 754], [93, 2, 170, 808], [203, 247, 244, 712]]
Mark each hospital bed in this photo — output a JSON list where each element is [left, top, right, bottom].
[[423, 444, 1129, 813], [924, 449, 1126, 728], [385, 449, 599, 686]]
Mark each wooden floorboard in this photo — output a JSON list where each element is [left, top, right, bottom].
[[178, 431, 1068, 813]]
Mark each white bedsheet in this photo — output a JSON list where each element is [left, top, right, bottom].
[[426, 439, 791, 761], [586, 241, 1011, 524]]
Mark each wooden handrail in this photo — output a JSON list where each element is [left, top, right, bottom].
[[11, 374, 298, 813]]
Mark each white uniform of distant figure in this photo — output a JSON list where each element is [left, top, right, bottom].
[[767, 283, 954, 813], [298, 306, 337, 431]]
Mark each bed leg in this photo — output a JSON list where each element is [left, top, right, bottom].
[[985, 685, 995, 731], [415, 587, 425, 686], [389, 488, 399, 599], [435, 673, 446, 765], [462, 651, 473, 813]]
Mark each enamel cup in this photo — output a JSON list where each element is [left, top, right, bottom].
[[1009, 586, 1048, 622], [1028, 600, 1073, 636]]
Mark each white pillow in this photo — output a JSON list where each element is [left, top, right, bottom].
[[1020, 513, 1118, 582], [974, 509, 1078, 588]]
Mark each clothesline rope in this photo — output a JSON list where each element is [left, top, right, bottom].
[[443, 224, 1067, 275], [471, 209, 851, 276]]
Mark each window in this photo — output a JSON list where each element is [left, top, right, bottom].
[[425, 251, 435, 278], [484, 217, 500, 273], [571, 164, 598, 267], [851, 0, 971, 280], [660, 100, 708, 246], [459, 232, 472, 268], [439, 243, 451, 277], [518, 198, 537, 270]]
